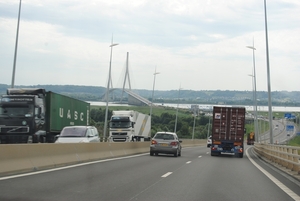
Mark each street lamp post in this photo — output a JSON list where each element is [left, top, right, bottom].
[[207, 116, 210, 139], [174, 86, 182, 133], [103, 40, 119, 141], [247, 43, 259, 143], [149, 69, 160, 117], [192, 113, 196, 140], [264, 0, 273, 144]]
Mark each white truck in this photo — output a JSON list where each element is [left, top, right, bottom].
[[108, 110, 151, 142]]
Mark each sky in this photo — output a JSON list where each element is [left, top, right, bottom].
[[0, 0, 299, 92]]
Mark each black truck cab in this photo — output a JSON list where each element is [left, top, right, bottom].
[[0, 88, 46, 143]]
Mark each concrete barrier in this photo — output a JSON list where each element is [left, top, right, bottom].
[[0, 139, 205, 176]]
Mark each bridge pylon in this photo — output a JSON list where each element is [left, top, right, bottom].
[[120, 52, 131, 103]]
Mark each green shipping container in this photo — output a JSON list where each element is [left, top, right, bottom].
[[45, 92, 90, 133]]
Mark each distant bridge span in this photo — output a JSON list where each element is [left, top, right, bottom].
[[100, 88, 152, 106]]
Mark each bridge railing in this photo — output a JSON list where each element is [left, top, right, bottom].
[[254, 143, 300, 175]]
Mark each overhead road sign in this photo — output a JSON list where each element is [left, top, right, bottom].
[[284, 113, 291, 119], [286, 125, 294, 131]]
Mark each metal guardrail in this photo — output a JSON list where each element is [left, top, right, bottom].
[[254, 143, 300, 174]]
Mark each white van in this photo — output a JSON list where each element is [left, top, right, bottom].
[[55, 126, 100, 143]]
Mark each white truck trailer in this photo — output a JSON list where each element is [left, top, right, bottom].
[[108, 110, 151, 142]]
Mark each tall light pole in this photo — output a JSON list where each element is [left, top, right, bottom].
[[207, 116, 210, 139], [174, 86, 182, 133], [103, 40, 119, 141], [150, 68, 160, 117], [192, 113, 197, 140], [247, 42, 259, 143], [264, 0, 273, 144], [11, 0, 22, 88]]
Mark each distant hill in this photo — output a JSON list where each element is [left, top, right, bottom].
[[1, 84, 300, 106]]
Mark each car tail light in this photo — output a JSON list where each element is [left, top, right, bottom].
[[151, 140, 157, 145], [170, 141, 178, 146], [238, 148, 243, 153]]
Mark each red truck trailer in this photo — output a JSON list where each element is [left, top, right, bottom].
[[211, 106, 246, 158]]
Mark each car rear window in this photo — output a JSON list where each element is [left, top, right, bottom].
[[154, 133, 175, 140], [61, 127, 86, 137]]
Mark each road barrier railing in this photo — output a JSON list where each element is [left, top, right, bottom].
[[254, 143, 300, 175], [0, 139, 205, 176]]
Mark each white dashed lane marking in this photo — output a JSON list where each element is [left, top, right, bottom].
[[161, 172, 173, 178]]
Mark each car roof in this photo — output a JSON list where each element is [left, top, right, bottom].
[[155, 131, 177, 135], [63, 126, 94, 129]]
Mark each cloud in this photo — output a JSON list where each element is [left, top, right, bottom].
[[0, 0, 299, 91]]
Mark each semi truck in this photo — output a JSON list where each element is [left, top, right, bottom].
[[211, 106, 246, 158], [0, 88, 90, 143], [247, 132, 255, 145], [108, 110, 151, 142]]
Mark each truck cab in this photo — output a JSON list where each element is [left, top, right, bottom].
[[0, 88, 46, 143], [109, 111, 135, 142], [108, 110, 151, 142]]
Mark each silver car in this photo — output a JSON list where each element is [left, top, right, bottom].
[[150, 132, 182, 157], [55, 126, 100, 143]]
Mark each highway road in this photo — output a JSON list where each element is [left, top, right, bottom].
[[260, 118, 298, 144], [0, 145, 300, 201]]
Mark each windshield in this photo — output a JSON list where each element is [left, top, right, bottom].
[[0, 105, 34, 117], [60, 127, 87, 137], [109, 121, 131, 128]]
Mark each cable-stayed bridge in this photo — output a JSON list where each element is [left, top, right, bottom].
[[100, 52, 152, 106]]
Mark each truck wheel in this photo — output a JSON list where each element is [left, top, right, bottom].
[[40, 136, 46, 143]]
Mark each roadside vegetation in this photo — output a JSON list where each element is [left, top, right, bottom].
[[90, 105, 268, 140], [90, 105, 210, 139], [288, 136, 300, 147], [90, 105, 300, 148]]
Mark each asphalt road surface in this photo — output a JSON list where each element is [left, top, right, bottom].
[[0, 145, 299, 201]]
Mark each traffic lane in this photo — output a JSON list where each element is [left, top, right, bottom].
[[132, 148, 296, 201], [0, 146, 205, 201], [1, 146, 298, 201]]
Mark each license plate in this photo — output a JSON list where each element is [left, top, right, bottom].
[[160, 143, 168, 146]]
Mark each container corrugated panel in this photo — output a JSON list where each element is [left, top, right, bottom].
[[212, 106, 245, 142], [45, 92, 90, 132]]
